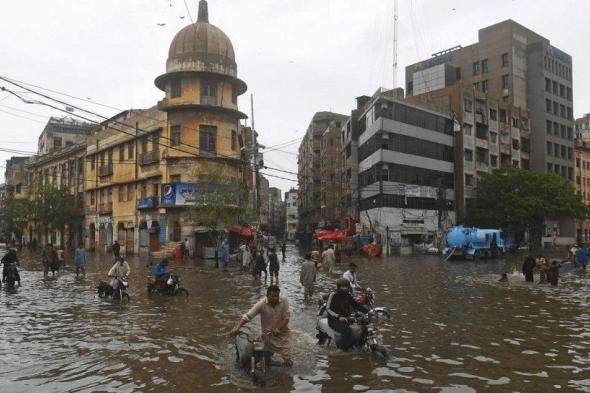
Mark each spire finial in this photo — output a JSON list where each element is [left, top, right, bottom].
[[197, 0, 209, 23]]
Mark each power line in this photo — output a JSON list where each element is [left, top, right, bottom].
[[0, 108, 47, 125]]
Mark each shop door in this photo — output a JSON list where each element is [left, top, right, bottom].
[[126, 228, 134, 255]]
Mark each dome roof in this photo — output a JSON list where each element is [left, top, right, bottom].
[[165, 1, 237, 78]]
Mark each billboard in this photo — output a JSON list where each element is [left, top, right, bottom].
[[160, 183, 239, 207]]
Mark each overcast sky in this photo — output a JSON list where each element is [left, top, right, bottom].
[[1, 0, 589, 195]]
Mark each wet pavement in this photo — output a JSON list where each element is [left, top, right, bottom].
[[2, 245, 590, 392]]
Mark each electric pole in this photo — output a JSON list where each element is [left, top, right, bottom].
[[250, 94, 259, 222]]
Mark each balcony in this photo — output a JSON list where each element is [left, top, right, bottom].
[[475, 112, 488, 125], [137, 196, 158, 210], [476, 161, 489, 173], [99, 163, 113, 177], [98, 202, 113, 214], [140, 150, 159, 166]]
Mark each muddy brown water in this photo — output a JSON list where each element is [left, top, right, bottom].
[[1, 246, 590, 392]]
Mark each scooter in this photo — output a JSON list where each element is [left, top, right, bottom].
[[3, 262, 20, 288], [97, 275, 130, 303]]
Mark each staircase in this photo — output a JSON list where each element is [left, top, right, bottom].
[[150, 241, 179, 260]]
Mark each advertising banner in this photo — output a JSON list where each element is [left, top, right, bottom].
[[160, 183, 239, 207]]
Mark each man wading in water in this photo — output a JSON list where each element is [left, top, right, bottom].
[[230, 285, 293, 367]]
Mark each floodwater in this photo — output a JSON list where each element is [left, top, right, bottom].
[[2, 245, 590, 392]]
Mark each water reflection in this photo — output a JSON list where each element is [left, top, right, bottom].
[[1, 247, 590, 392]]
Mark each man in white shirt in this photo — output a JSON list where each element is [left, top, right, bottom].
[[108, 257, 131, 289], [342, 262, 359, 290]]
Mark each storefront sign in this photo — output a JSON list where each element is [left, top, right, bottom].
[[160, 183, 239, 207], [98, 216, 112, 224]]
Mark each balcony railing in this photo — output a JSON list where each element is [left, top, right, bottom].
[[140, 150, 159, 166], [99, 163, 113, 177], [98, 202, 113, 214]]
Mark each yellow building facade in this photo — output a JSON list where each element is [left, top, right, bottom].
[[84, 0, 248, 255], [575, 140, 590, 244]]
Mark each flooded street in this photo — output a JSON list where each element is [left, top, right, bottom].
[[2, 245, 590, 392]]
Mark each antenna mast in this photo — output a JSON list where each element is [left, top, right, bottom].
[[393, 0, 398, 88]]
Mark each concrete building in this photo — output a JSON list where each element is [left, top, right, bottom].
[[320, 122, 343, 227], [268, 187, 285, 237], [357, 89, 455, 251], [25, 143, 87, 247], [37, 117, 94, 155], [405, 19, 575, 241], [82, 0, 248, 256], [5, 156, 32, 201], [577, 114, 590, 141], [258, 175, 270, 228], [575, 138, 590, 244], [284, 188, 298, 241], [297, 111, 347, 241]]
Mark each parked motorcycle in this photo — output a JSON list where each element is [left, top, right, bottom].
[[234, 331, 269, 387], [316, 300, 390, 357], [97, 276, 130, 303], [147, 274, 189, 297]]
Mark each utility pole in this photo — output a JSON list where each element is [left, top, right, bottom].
[[393, 0, 398, 88], [250, 94, 258, 221]]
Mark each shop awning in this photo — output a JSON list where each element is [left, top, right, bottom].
[[226, 224, 254, 238]]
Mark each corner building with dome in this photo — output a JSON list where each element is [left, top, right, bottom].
[[83, 0, 249, 256]]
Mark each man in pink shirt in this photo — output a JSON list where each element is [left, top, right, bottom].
[[230, 285, 293, 367]]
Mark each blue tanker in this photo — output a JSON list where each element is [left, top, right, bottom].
[[444, 225, 507, 260]]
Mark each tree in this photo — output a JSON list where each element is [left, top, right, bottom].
[[0, 198, 33, 243], [467, 167, 588, 252]]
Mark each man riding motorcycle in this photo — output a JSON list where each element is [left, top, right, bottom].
[[1, 248, 20, 286], [108, 256, 130, 290], [325, 278, 372, 350]]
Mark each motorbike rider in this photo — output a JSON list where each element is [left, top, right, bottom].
[[153, 258, 169, 288], [1, 248, 20, 286], [326, 278, 372, 350], [108, 256, 131, 290]]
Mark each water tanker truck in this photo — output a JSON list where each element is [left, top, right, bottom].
[[444, 225, 507, 260]]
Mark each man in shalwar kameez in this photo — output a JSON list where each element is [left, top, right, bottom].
[[230, 285, 293, 367]]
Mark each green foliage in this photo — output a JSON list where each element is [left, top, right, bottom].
[[468, 167, 588, 248], [0, 198, 33, 239], [35, 185, 83, 232]]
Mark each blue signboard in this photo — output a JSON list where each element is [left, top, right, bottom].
[[137, 196, 158, 209], [160, 183, 239, 207]]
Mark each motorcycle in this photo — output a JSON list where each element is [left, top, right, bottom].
[[147, 274, 189, 297], [234, 331, 270, 387], [3, 262, 20, 288], [316, 299, 390, 357], [97, 275, 130, 302], [353, 287, 375, 307]]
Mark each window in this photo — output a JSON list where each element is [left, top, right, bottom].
[[171, 79, 181, 98], [561, 145, 566, 159], [547, 141, 552, 155], [490, 132, 497, 143], [567, 107, 573, 120], [502, 74, 510, 89], [559, 84, 565, 98], [152, 131, 159, 151], [567, 147, 573, 160], [553, 101, 559, 115], [554, 143, 560, 157], [473, 61, 480, 75], [473, 82, 480, 91], [464, 149, 473, 161], [561, 124, 566, 138], [553, 122, 559, 136], [171, 125, 181, 147], [489, 109, 497, 121], [90, 191, 95, 205], [118, 185, 124, 202], [127, 184, 133, 201], [200, 79, 217, 105], [464, 124, 472, 136], [545, 78, 551, 92], [546, 120, 552, 134], [481, 80, 488, 93], [512, 117, 519, 127], [231, 130, 237, 151], [140, 182, 147, 198], [567, 87, 572, 100], [548, 163, 553, 172], [464, 99, 473, 112], [546, 99, 552, 113], [501, 53, 509, 67], [499, 109, 507, 123], [199, 125, 217, 155], [577, 158, 581, 168], [128, 141, 134, 159], [512, 139, 520, 150], [552, 81, 558, 95], [567, 127, 573, 140], [455, 68, 461, 80], [171, 174, 181, 183], [90, 155, 95, 170], [54, 137, 62, 147], [490, 155, 498, 167], [560, 104, 565, 118], [481, 59, 488, 73], [465, 174, 474, 186]]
